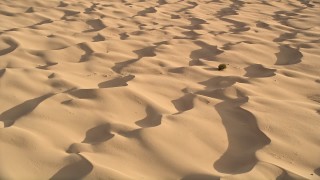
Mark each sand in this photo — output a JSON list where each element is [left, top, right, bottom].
[[0, 0, 320, 179]]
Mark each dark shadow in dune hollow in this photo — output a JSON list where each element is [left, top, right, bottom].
[[135, 7, 157, 17], [171, 93, 196, 114], [244, 64, 276, 78], [314, 167, 320, 176], [135, 106, 162, 128], [195, 76, 270, 174], [111, 41, 167, 73], [214, 95, 271, 174], [216, 0, 250, 34], [82, 124, 114, 144], [275, 45, 302, 65], [50, 154, 93, 180], [79, 43, 94, 62], [98, 75, 135, 88], [83, 19, 106, 33], [189, 41, 223, 66], [0, 38, 19, 56], [0, 93, 54, 127], [0, 69, 6, 78]]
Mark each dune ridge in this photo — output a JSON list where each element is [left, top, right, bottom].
[[0, 0, 319, 179]]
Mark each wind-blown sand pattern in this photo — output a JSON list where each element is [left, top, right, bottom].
[[0, 0, 320, 179]]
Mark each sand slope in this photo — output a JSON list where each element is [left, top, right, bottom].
[[0, 0, 320, 179]]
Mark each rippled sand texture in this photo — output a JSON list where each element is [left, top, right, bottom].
[[0, 0, 320, 179]]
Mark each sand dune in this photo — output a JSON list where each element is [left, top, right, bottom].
[[0, 0, 319, 179]]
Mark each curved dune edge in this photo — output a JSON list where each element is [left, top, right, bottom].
[[0, 0, 319, 179]]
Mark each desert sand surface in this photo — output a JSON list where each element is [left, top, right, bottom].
[[0, 0, 320, 179]]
